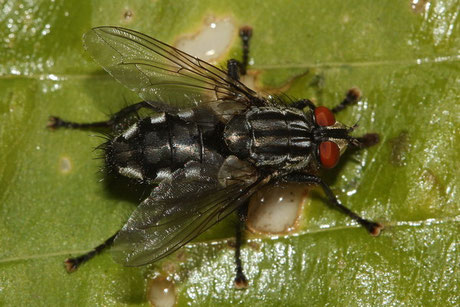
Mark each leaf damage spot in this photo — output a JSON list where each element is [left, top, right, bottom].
[[122, 8, 134, 23], [410, 0, 430, 14], [419, 168, 445, 198], [174, 17, 259, 93], [59, 156, 72, 174], [389, 130, 411, 166], [147, 277, 176, 307], [175, 16, 236, 63], [247, 183, 308, 234]]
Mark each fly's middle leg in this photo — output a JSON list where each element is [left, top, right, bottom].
[[227, 26, 253, 81], [238, 26, 252, 76]]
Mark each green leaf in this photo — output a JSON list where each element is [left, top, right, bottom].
[[0, 0, 458, 306]]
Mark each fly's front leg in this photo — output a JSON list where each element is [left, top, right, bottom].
[[227, 26, 253, 81], [331, 87, 362, 114], [234, 202, 249, 289], [283, 173, 383, 236], [291, 99, 316, 111], [328, 87, 380, 149], [292, 88, 362, 113], [64, 231, 118, 272], [352, 133, 380, 149]]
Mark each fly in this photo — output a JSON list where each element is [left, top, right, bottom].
[[48, 26, 383, 288]]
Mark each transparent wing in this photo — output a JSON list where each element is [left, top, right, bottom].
[[111, 160, 265, 266], [83, 26, 258, 108]]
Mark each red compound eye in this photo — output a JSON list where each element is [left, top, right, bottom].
[[315, 106, 336, 126], [319, 141, 340, 168]]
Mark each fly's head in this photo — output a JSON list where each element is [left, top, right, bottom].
[[311, 106, 376, 169]]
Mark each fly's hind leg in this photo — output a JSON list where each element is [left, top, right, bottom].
[[48, 101, 176, 133], [48, 101, 150, 130], [227, 26, 253, 81], [234, 202, 249, 289], [65, 231, 118, 273]]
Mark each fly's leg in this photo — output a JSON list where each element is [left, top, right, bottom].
[[64, 231, 118, 273], [353, 133, 380, 149], [238, 26, 252, 76], [291, 99, 316, 111], [227, 60, 241, 81], [292, 86, 360, 112], [48, 101, 176, 132], [48, 101, 150, 130], [292, 87, 361, 112], [284, 173, 383, 236], [227, 26, 253, 81], [234, 203, 249, 289], [292, 87, 362, 112], [328, 87, 380, 148], [331, 87, 362, 114], [291, 96, 379, 148], [48, 116, 113, 130]]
